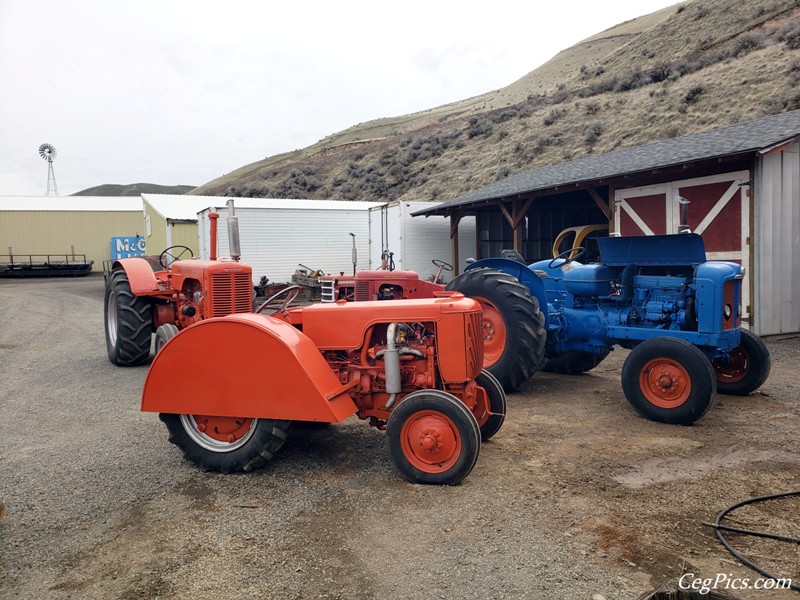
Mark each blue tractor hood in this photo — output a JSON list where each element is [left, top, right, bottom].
[[597, 234, 706, 266]]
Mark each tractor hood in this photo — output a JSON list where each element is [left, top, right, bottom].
[[597, 234, 706, 266]]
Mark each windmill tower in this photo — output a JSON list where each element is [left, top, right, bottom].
[[38, 143, 59, 196]]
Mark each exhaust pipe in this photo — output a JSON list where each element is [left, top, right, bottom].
[[383, 323, 401, 409], [226, 199, 241, 261], [677, 196, 691, 234], [208, 212, 219, 261], [349, 232, 357, 275]]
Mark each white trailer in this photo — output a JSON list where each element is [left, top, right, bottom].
[[197, 198, 475, 285], [368, 201, 475, 281], [198, 199, 384, 284]]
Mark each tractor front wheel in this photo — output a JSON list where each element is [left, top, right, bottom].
[[711, 329, 771, 396], [104, 268, 154, 366], [154, 324, 179, 354], [621, 337, 716, 425], [387, 390, 480, 485], [446, 268, 546, 391], [475, 370, 506, 441], [160, 414, 290, 473]]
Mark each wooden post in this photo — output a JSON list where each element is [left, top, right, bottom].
[[450, 212, 463, 275]]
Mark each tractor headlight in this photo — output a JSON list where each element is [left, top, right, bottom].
[[724, 303, 733, 321]]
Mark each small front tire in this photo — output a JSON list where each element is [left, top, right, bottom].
[[474, 370, 506, 441], [712, 329, 771, 396], [386, 390, 480, 485], [621, 337, 716, 425]]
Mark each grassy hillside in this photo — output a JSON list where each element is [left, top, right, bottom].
[[193, 0, 800, 203], [73, 183, 195, 196]]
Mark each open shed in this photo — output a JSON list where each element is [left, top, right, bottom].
[[414, 109, 800, 336]]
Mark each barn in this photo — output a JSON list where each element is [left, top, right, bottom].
[[413, 109, 800, 336], [0, 196, 144, 273]]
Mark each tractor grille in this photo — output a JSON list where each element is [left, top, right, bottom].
[[321, 279, 335, 303], [210, 272, 253, 317], [465, 312, 483, 377], [355, 280, 371, 302]]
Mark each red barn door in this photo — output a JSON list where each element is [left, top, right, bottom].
[[614, 171, 751, 321]]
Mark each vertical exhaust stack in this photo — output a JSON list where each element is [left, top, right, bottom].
[[227, 199, 241, 261], [349, 233, 357, 275], [208, 212, 219, 261], [677, 196, 692, 234]]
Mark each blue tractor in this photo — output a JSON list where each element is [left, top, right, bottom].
[[446, 233, 771, 425]]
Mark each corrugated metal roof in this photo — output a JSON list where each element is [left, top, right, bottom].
[[0, 196, 142, 212], [141, 194, 220, 221], [144, 194, 387, 221], [413, 109, 800, 216]]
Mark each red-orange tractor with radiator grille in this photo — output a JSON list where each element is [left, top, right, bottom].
[[104, 209, 254, 365], [142, 293, 505, 485]]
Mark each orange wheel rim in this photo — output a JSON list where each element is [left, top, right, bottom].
[[639, 358, 692, 409], [399, 410, 461, 473], [712, 347, 749, 383], [190, 415, 255, 444], [474, 297, 507, 367]]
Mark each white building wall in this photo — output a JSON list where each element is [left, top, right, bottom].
[[199, 205, 374, 284], [368, 201, 476, 283], [754, 142, 800, 335]]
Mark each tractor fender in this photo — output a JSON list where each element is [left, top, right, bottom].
[[465, 258, 550, 328], [141, 313, 359, 423], [112, 258, 161, 294]]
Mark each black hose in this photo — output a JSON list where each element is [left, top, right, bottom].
[[704, 491, 799, 591]]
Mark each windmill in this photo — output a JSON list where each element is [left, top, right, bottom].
[[38, 143, 59, 196]]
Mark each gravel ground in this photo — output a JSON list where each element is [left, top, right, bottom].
[[1, 276, 798, 599]]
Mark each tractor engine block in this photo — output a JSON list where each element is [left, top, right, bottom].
[[628, 274, 692, 327]]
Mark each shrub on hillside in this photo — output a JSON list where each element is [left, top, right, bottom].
[[778, 22, 800, 50], [543, 108, 566, 126]]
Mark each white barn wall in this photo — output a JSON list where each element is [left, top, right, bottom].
[[754, 142, 800, 335]]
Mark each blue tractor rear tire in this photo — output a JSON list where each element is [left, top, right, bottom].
[[446, 268, 546, 392], [542, 350, 609, 375]]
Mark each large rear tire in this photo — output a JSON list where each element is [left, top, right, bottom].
[[446, 268, 546, 391], [160, 414, 291, 473], [711, 330, 771, 396], [543, 349, 609, 375], [104, 268, 154, 365], [621, 337, 716, 425], [386, 390, 480, 485]]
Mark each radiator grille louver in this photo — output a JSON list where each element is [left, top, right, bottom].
[[355, 280, 371, 302], [465, 312, 483, 377], [211, 273, 252, 317], [321, 280, 336, 303]]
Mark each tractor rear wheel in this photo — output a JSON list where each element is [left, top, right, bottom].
[[711, 329, 771, 396], [104, 268, 154, 365], [386, 390, 480, 485], [446, 268, 546, 392], [160, 414, 290, 473], [475, 370, 506, 441], [542, 349, 609, 375], [621, 337, 716, 425]]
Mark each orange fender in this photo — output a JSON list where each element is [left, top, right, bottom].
[[113, 258, 161, 294], [141, 314, 359, 422]]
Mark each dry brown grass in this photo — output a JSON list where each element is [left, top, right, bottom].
[[192, 0, 800, 203]]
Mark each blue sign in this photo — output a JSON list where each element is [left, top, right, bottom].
[[111, 236, 146, 260]]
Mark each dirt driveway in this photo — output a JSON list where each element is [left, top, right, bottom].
[[1, 276, 798, 599]]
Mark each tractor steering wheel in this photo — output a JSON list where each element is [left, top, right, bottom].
[[159, 245, 194, 268], [548, 246, 586, 269], [431, 259, 453, 284], [255, 285, 301, 315]]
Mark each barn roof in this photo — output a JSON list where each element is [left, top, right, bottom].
[[0, 196, 142, 211], [413, 109, 800, 217]]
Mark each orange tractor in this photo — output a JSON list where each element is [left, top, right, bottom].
[[111, 204, 505, 485], [104, 209, 253, 365], [142, 293, 505, 485]]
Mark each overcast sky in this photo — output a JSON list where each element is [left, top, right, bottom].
[[0, 0, 683, 197]]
